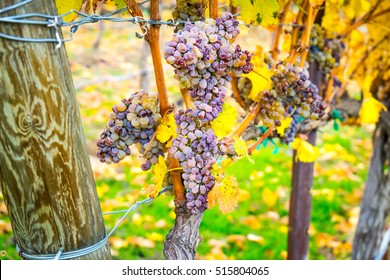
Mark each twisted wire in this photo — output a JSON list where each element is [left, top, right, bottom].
[[16, 185, 173, 260]]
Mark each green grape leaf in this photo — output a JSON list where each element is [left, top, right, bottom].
[[232, 0, 280, 27]]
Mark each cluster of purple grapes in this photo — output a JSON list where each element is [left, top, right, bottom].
[[164, 12, 253, 122], [257, 90, 285, 128], [172, 0, 205, 23], [237, 76, 253, 108], [169, 110, 227, 214], [308, 24, 343, 75], [164, 13, 252, 213], [97, 90, 164, 171], [271, 62, 326, 120], [280, 107, 299, 144]]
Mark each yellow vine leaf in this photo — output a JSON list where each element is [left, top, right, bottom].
[[291, 138, 319, 163], [208, 175, 240, 214], [156, 113, 177, 147], [211, 103, 238, 139], [309, 0, 324, 7], [243, 46, 272, 102], [233, 137, 254, 164], [55, 0, 83, 22], [359, 97, 387, 124], [276, 117, 292, 136], [344, 0, 371, 19], [146, 156, 167, 198], [232, 0, 280, 27]]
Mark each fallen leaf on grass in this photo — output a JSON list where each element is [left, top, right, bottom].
[[127, 236, 155, 248], [226, 235, 246, 249], [247, 234, 264, 244], [240, 215, 261, 229]]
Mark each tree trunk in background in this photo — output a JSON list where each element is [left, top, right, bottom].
[[352, 111, 390, 259], [0, 0, 111, 259]]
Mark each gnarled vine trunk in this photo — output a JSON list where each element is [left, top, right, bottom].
[[352, 111, 390, 259], [0, 0, 111, 259], [163, 203, 203, 260]]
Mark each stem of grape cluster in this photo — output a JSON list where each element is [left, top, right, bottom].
[[290, 0, 307, 51], [247, 128, 272, 155], [288, 3, 317, 66], [231, 76, 247, 109], [210, 0, 218, 19], [342, 7, 390, 37], [229, 103, 261, 139], [181, 88, 194, 110], [125, 0, 186, 204], [298, 5, 314, 68], [324, 76, 334, 102], [272, 0, 292, 63]]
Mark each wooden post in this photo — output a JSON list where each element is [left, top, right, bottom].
[[352, 111, 390, 259], [287, 61, 321, 260], [0, 0, 111, 259], [287, 130, 316, 259]]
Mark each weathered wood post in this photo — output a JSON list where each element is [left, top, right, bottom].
[[0, 0, 111, 259], [352, 111, 390, 259], [287, 62, 321, 260]]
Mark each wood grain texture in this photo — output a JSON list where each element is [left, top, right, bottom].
[[352, 111, 390, 259], [0, 0, 111, 259]]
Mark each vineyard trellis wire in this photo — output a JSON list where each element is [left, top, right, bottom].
[[16, 185, 173, 260], [0, 0, 304, 47]]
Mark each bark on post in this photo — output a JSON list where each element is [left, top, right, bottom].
[[0, 0, 111, 259], [287, 62, 322, 260], [352, 111, 390, 259], [287, 130, 316, 259]]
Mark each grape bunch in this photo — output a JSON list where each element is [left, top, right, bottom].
[[257, 90, 285, 128], [271, 62, 326, 120], [280, 107, 299, 144], [237, 76, 253, 107], [308, 24, 343, 75], [169, 110, 227, 214], [172, 0, 205, 23], [97, 90, 165, 171], [164, 12, 253, 123], [164, 13, 252, 213]]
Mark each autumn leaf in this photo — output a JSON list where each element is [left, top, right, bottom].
[[156, 113, 177, 146], [276, 117, 292, 136], [211, 103, 238, 139], [291, 138, 320, 162], [55, 0, 83, 22], [359, 97, 387, 124], [309, 0, 324, 7], [262, 188, 278, 208], [233, 137, 254, 163], [208, 174, 240, 214], [145, 156, 167, 198], [232, 0, 280, 27], [242, 46, 272, 102], [247, 233, 265, 244], [240, 215, 261, 229]]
